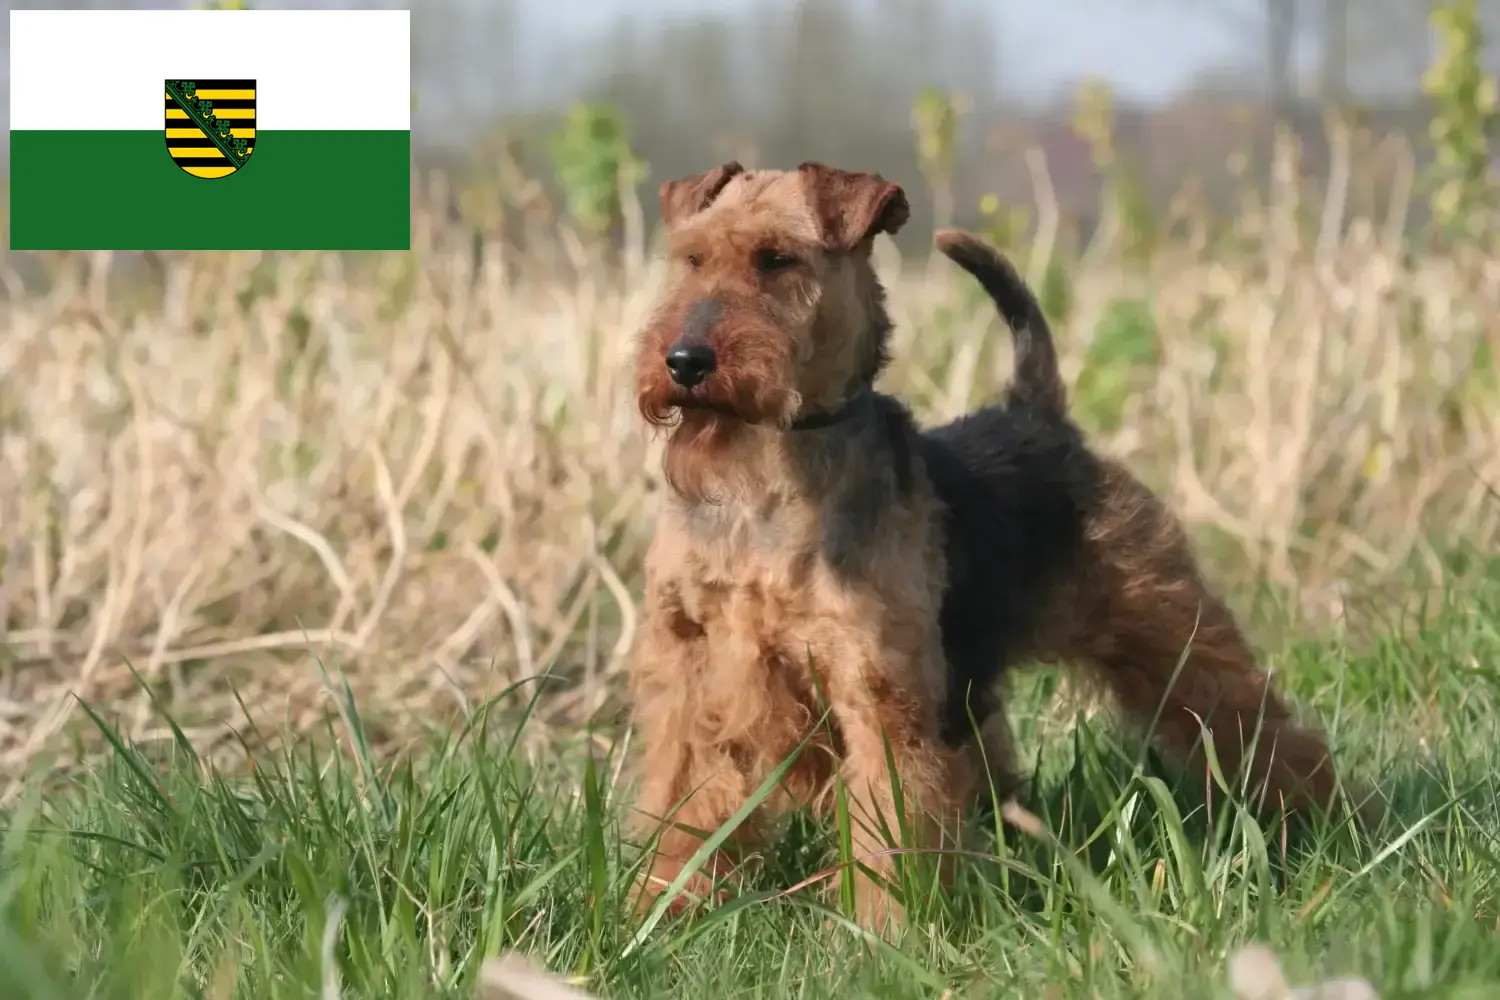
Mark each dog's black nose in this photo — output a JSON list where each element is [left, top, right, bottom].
[[665, 344, 716, 387]]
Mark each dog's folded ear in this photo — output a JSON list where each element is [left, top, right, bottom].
[[797, 162, 910, 252], [659, 162, 745, 228]]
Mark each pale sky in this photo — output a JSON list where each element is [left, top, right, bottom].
[[512, 0, 1268, 104], [1, 0, 1451, 161]]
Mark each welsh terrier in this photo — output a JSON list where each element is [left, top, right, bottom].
[[626, 161, 1353, 930]]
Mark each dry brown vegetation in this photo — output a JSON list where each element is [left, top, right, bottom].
[[1, 144, 1498, 797]]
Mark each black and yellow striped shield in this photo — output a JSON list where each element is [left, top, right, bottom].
[[164, 79, 256, 179]]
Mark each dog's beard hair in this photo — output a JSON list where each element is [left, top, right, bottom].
[[637, 375, 767, 505], [635, 314, 805, 502], [637, 337, 797, 424], [636, 379, 747, 425], [637, 377, 800, 506], [671, 395, 745, 419], [658, 410, 743, 504]]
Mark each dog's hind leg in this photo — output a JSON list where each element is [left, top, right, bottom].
[[1059, 460, 1345, 817]]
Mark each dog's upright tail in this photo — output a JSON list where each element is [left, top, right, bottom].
[[933, 229, 1067, 417]]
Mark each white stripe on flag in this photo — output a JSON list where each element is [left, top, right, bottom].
[[9, 9, 410, 132]]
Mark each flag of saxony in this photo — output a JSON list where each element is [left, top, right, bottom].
[[165, 79, 256, 179], [8, 8, 410, 250]]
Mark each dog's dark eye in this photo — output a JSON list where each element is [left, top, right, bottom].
[[685, 253, 704, 269], [754, 249, 799, 274]]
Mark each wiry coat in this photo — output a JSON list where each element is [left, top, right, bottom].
[[627, 162, 1352, 932]]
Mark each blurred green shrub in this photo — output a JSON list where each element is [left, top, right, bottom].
[[1072, 77, 1155, 262], [911, 85, 970, 231], [1422, 0, 1497, 244], [1074, 298, 1159, 433], [547, 102, 646, 245]]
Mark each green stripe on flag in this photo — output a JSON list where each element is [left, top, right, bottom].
[[10, 130, 410, 250]]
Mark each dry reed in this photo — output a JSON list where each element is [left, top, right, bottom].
[[1, 146, 1497, 796]]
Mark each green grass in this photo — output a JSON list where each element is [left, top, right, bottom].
[[3, 578, 1499, 1000]]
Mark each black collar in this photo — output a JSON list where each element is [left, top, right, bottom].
[[789, 389, 872, 431]]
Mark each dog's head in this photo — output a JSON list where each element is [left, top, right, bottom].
[[635, 162, 908, 498]]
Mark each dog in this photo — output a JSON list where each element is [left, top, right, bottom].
[[624, 161, 1352, 930]]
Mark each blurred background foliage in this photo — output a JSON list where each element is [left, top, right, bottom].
[[2, 0, 1497, 262]]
